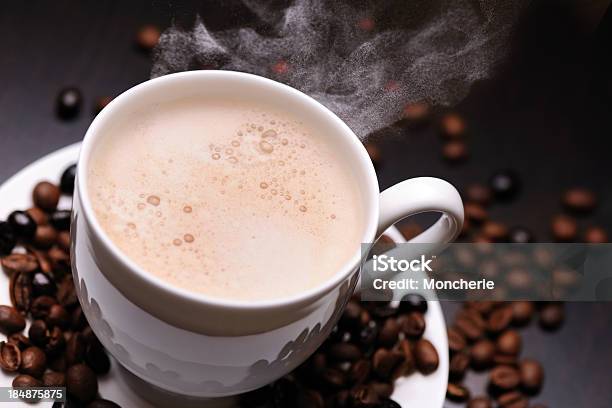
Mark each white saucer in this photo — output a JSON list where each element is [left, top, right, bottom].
[[0, 143, 448, 407]]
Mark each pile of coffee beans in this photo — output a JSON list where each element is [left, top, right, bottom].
[[240, 292, 438, 407], [0, 164, 120, 408]]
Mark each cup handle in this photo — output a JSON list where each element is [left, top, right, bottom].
[[377, 177, 464, 245]]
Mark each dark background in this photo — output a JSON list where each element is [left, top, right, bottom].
[[1, 1, 611, 407]]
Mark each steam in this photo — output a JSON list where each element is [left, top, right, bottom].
[[152, 0, 527, 139]]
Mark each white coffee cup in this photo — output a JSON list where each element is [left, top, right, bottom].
[[71, 71, 464, 399]]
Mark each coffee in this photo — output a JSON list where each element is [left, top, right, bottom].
[[87, 97, 363, 301]]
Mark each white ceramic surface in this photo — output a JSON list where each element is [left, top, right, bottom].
[[0, 143, 448, 407]]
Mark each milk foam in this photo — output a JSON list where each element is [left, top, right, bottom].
[[88, 97, 363, 301]]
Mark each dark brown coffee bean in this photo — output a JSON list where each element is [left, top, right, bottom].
[[8, 210, 37, 239], [86, 399, 122, 408], [33, 225, 58, 249], [86, 339, 111, 375], [57, 277, 78, 308], [57, 231, 71, 252], [398, 312, 425, 339], [497, 391, 528, 408], [454, 316, 483, 342], [340, 301, 362, 329], [66, 332, 86, 366], [482, 221, 509, 242], [551, 214, 577, 241], [447, 327, 467, 353], [10, 272, 32, 313], [43, 371, 66, 387], [67, 363, 98, 403], [467, 396, 493, 408], [449, 352, 470, 380], [372, 348, 403, 379], [272, 377, 298, 407], [510, 301, 534, 326], [470, 339, 495, 370], [465, 184, 492, 206], [0, 221, 17, 256], [48, 246, 71, 275], [20, 346, 46, 378], [32, 271, 56, 297], [493, 353, 518, 366], [402, 101, 430, 124], [2, 253, 39, 275], [398, 293, 427, 314], [562, 188, 597, 213], [370, 381, 393, 398], [31, 295, 57, 319], [538, 303, 564, 331], [322, 367, 346, 389], [440, 113, 466, 139], [47, 304, 70, 329], [81, 326, 97, 345], [0, 305, 26, 334], [487, 306, 513, 334], [458, 307, 487, 330], [390, 340, 415, 380], [465, 202, 488, 224], [519, 358, 544, 393], [364, 142, 382, 166], [12, 374, 42, 388], [584, 226, 608, 243], [496, 330, 522, 356], [442, 141, 468, 162], [28, 319, 49, 347], [349, 359, 371, 385], [351, 384, 380, 407], [0, 341, 21, 371], [56, 87, 82, 119], [328, 342, 362, 362], [136, 24, 161, 50], [33, 181, 61, 212], [45, 326, 65, 357], [489, 170, 520, 201], [490, 365, 520, 391], [26, 207, 48, 226], [446, 383, 470, 402], [60, 164, 77, 195], [71, 306, 87, 331], [7, 333, 31, 350], [377, 318, 399, 348], [49, 354, 67, 373], [297, 389, 324, 408], [414, 339, 438, 375], [50, 210, 71, 231]]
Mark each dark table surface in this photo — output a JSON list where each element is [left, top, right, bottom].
[[1, 1, 611, 407]]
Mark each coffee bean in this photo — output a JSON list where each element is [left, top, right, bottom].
[[442, 141, 468, 162], [493, 353, 518, 366], [551, 214, 577, 241], [20, 346, 46, 378], [398, 312, 425, 339], [322, 367, 346, 389], [297, 389, 324, 408], [272, 377, 298, 407], [510, 301, 534, 326], [48, 246, 71, 275], [449, 352, 470, 380], [349, 359, 371, 385], [377, 318, 399, 348], [519, 358, 544, 393], [370, 381, 394, 399], [47, 304, 70, 329], [562, 188, 597, 213], [358, 321, 378, 351], [482, 221, 509, 242], [67, 363, 98, 403], [489, 170, 520, 201], [393, 339, 415, 378], [467, 396, 493, 408], [402, 101, 430, 124], [86, 399, 122, 408], [447, 327, 467, 353], [45, 326, 65, 357], [509, 227, 534, 243], [33, 181, 60, 212], [584, 226, 608, 243], [470, 339, 495, 370], [57, 231, 71, 252], [496, 330, 522, 356], [329, 342, 362, 363], [538, 303, 564, 331], [2, 253, 39, 275], [50, 210, 71, 231], [43, 371, 66, 387], [487, 306, 513, 334], [465, 184, 493, 207], [8, 210, 37, 239], [27, 207, 48, 226], [0, 341, 21, 371], [8, 333, 31, 351], [0, 305, 26, 334], [12, 374, 42, 388], [465, 202, 488, 224], [66, 332, 86, 366], [56, 87, 82, 119], [398, 293, 427, 314], [60, 164, 77, 195], [440, 113, 466, 139], [454, 316, 483, 342], [31, 295, 57, 319], [34, 225, 58, 248], [136, 24, 161, 50], [10, 271, 33, 313], [414, 339, 438, 375], [339, 301, 362, 329], [0, 221, 17, 255], [94, 96, 113, 116], [490, 365, 520, 391], [32, 272, 56, 297], [446, 383, 470, 402], [351, 384, 380, 407], [497, 391, 528, 408], [372, 348, 403, 379], [29, 320, 50, 347]]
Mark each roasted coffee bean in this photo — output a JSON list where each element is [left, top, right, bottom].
[[81, 326, 96, 345], [33, 181, 60, 212], [398, 293, 427, 314], [67, 363, 98, 403], [8, 210, 37, 239], [349, 359, 371, 385], [86, 399, 122, 408], [66, 332, 86, 366], [0, 341, 21, 371], [393, 340, 415, 378], [551, 215, 577, 241], [136, 24, 161, 50], [32, 271, 56, 297], [377, 318, 399, 348], [496, 330, 522, 356], [8, 333, 31, 350], [10, 271, 32, 313], [538, 303, 564, 331], [272, 377, 298, 407], [464, 301, 496, 316], [43, 371, 66, 387], [328, 342, 362, 362], [94, 96, 113, 116], [454, 316, 483, 342], [447, 327, 467, 353], [0, 221, 17, 255], [2, 253, 39, 275], [57, 231, 71, 252], [470, 339, 495, 370], [372, 348, 403, 379], [497, 391, 528, 408], [398, 312, 425, 339], [489, 170, 520, 200], [414, 339, 438, 375], [297, 389, 324, 408], [457, 307, 487, 331], [56, 87, 83, 119], [519, 358, 544, 393], [71, 306, 87, 331], [45, 326, 65, 357], [50, 210, 72, 231], [27, 207, 48, 226], [490, 365, 520, 391], [339, 301, 362, 329], [402, 101, 430, 124], [370, 381, 393, 399], [48, 246, 71, 275], [0, 305, 26, 334], [510, 301, 534, 326], [442, 141, 468, 162], [487, 306, 513, 334], [482, 221, 509, 242], [47, 304, 70, 329], [464, 202, 488, 223], [465, 184, 493, 206], [49, 355, 68, 373], [34, 225, 58, 248], [29, 320, 49, 347], [449, 352, 470, 380], [493, 353, 518, 366], [440, 113, 466, 139], [509, 227, 534, 243], [584, 226, 608, 243], [60, 164, 77, 195], [467, 396, 493, 408], [364, 142, 382, 166], [321, 367, 346, 389], [351, 384, 380, 407], [57, 277, 78, 309], [562, 188, 597, 213], [13, 374, 42, 388], [446, 383, 470, 402], [358, 321, 378, 351], [20, 346, 46, 378], [31, 295, 57, 319]]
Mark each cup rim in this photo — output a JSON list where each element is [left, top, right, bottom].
[[77, 70, 379, 313]]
